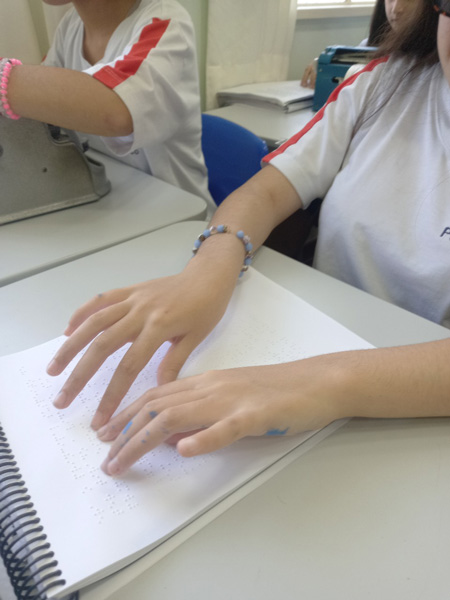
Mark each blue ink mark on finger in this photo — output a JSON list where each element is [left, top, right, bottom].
[[141, 429, 150, 444], [265, 428, 289, 436], [149, 411, 158, 419], [97, 293, 103, 298], [122, 420, 133, 435], [141, 430, 151, 444]]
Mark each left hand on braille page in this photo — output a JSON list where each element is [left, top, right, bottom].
[[98, 358, 342, 477]]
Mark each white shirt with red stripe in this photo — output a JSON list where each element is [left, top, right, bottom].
[[266, 57, 450, 328], [44, 0, 214, 212]]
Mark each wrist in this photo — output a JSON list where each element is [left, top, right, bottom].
[[301, 350, 367, 423], [183, 233, 243, 283], [192, 225, 253, 278], [325, 352, 362, 420], [318, 348, 404, 421]]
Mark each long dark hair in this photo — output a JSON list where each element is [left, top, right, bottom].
[[354, 0, 439, 131], [368, 0, 391, 46], [375, 0, 439, 67]]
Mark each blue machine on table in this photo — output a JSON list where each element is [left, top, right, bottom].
[[313, 45, 376, 112]]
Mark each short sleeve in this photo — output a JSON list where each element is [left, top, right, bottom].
[[264, 57, 388, 208], [85, 15, 198, 154]]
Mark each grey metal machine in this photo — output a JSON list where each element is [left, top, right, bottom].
[[0, 117, 111, 225]]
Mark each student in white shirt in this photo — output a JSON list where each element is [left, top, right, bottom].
[[0, 0, 214, 210], [40, 0, 450, 475]]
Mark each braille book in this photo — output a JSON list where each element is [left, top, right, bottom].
[[0, 270, 372, 599]]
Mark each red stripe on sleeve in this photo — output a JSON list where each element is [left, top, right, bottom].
[[93, 18, 170, 89], [263, 56, 389, 163]]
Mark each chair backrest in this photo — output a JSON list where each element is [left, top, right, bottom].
[[201, 113, 268, 206]]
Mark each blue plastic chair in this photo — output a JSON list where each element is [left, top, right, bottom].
[[201, 113, 269, 206]]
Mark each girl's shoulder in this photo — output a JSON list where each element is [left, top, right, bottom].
[[132, 0, 193, 24], [52, 6, 83, 39], [351, 55, 439, 108]]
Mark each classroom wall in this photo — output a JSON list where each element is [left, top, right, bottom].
[[288, 15, 371, 81], [179, 3, 371, 108], [0, 0, 42, 64], [177, 0, 209, 107]]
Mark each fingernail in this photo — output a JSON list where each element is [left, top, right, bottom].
[[53, 390, 68, 409], [97, 425, 108, 440], [100, 457, 110, 474], [91, 410, 107, 431], [97, 425, 115, 441], [106, 458, 122, 476], [46, 359, 58, 375]]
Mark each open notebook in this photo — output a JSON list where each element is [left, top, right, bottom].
[[0, 270, 372, 599]]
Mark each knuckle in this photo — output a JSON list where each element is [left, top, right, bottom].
[[145, 307, 171, 329], [158, 407, 182, 433], [90, 334, 113, 355], [118, 358, 139, 378], [225, 415, 243, 439], [144, 401, 156, 414], [86, 310, 108, 330], [141, 404, 160, 423]]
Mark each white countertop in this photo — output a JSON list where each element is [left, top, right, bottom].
[[0, 152, 207, 287]]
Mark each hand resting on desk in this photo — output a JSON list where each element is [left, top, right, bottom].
[[99, 338, 450, 475], [98, 358, 344, 476], [46, 268, 235, 431]]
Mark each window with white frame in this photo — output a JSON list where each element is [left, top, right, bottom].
[[297, 0, 374, 19], [298, 0, 373, 5]]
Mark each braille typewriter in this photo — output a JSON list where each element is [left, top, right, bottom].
[[313, 45, 376, 111], [0, 117, 110, 225]]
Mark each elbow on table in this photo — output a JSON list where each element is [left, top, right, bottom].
[[100, 103, 134, 137]]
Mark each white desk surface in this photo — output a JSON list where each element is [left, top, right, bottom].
[[1, 220, 449, 600], [0, 152, 207, 287], [205, 103, 315, 149]]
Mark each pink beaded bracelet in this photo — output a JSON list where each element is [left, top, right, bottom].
[[192, 225, 253, 277], [0, 58, 22, 120]]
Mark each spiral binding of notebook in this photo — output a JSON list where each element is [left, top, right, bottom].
[[0, 426, 77, 600]]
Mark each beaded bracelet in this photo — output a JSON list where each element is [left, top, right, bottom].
[[0, 58, 22, 120], [192, 225, 253, 277]]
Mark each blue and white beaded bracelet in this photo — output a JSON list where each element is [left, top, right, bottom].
[[192, 225, 253, 277]]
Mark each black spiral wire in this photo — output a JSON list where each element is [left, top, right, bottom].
[[0, 425, 74, 600]]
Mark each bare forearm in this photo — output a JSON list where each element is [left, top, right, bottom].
[[7, 64, 132, 136], [332, 338, 450, 420], [209, 164, 303, 248], [188, 165, 303, 287]]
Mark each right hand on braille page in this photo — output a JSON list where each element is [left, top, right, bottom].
[[46, 267, 236, 432]]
